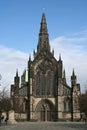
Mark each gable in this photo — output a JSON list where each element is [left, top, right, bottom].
[[33, 51, 57, 74]]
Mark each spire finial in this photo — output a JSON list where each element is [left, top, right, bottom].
[[62, 69, 66, 78], [72, 68, 75, 76], [64, 69, 66, 78], [59, 54, 61, 60], [16, 69, 18, 77], [62, 69, 66, 84], [71, 68, 77, 87]]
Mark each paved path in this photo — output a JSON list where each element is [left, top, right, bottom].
[[0, 122, 87, 130]]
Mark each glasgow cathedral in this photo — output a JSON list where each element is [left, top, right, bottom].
[[10, 13, 80, 121]]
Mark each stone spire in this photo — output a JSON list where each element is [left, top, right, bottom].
[[62, 69, 66, 79], [37, 13, 50, 53], [58, 54, 63, 79], [59, 54, 62, 61], [72, 69, 75, 77], [14, 69, 20, 86], [62, 69, 66, 84], [16, 69, 18, 77], [71, 69, 77, 87]]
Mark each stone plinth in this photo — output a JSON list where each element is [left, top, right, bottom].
[[7, 110, 17, 124]]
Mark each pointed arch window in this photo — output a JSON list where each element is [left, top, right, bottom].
[[64, 102, 66, 111], [36, 71, 40, 95], [63, 98, 71, 112], [35, 62, 55, 96], [35, 70, 55, 96], [40, 73, 46, 95], [46, 71, 54, 95]]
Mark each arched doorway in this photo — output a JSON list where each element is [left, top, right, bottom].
[[35, 99, 54, 121]]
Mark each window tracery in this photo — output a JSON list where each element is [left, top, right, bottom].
[[63, 97, 71, 112], [35, 60, 55, 96]]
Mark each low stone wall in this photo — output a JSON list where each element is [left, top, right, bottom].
[[15, 113, 27, 121]]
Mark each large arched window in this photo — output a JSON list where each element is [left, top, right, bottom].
[[40, 73, 46, 95], [35, 70, 55, 96], [36, 71, 40, 95], [63, 97, 71, 112], [46, 71, 54, 96], [35, 60, 56, 96], [64, 102, 66, 111]]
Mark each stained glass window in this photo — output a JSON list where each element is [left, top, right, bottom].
[[35, 60, 55, 96], [35, 70, 54, 96]]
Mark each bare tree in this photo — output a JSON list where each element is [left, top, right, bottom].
[[0, 87, 11, 119]]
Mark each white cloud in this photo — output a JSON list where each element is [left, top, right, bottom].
[[50, 31, 87, 92], [0, 45, 29, 90], [0, 30, 87, 93]]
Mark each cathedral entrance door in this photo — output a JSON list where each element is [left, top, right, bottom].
[[36, 99, 54, 121], [47, 111, 51, 121], [41, 110, 45, 121], [40, 108, 51, 121]]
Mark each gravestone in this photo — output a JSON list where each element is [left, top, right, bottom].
[[7, 110, 17, 124]]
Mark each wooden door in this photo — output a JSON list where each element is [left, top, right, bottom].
[[47, 111, 51, 121], [41, 111, 45, 121]]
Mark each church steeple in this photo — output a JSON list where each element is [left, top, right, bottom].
[[37, 13, 50, 53]]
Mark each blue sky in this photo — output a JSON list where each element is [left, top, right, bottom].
[[0, 0, 87, 92], [0, 0, 87, 52]]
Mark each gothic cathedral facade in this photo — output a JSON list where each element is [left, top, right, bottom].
[[10, 13, 80, 121]]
